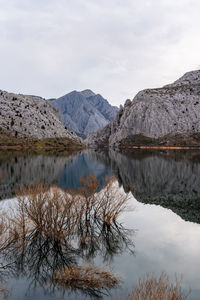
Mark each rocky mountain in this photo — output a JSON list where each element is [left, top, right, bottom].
[[49, 89, 118, 137], [86, 70, 200, 148], [0, 89, 81, 143]]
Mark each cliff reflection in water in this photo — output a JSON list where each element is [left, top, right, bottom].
[[0, 151, 112, 200], [87, 150, 200, 224], [1, 149, 200, 224], [0, 176, 134, 299]]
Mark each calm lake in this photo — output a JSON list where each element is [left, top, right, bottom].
[[0, 149, 200, 299]]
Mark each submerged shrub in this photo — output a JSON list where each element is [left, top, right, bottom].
[[124, 272, 193, 300], [54, 264, 121, 296], [12, 175, 130, 241], [0, 176, 132, 297]]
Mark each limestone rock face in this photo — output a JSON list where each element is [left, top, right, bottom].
[[50, 90, 118, 137], [0, 90, 81, 142], [86, 70, 200, 148]]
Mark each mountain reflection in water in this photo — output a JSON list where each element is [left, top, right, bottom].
[[0, 151, 112, 201], [1, 149, 200, 223], [87, 149, 200, 224], [0, 149, 200, 299], [1, 149, 200, 224]]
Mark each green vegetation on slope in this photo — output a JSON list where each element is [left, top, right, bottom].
[[0, 129, 84, 151], [120, 133, 200, 149]]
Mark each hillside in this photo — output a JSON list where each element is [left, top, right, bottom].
[[50, 89, 118, 137], [86, 70, 200, 149], [0, 90, 82, 148]]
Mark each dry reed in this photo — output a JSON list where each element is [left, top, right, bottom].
[[54, 264, 121, 290], [124, 272, 194, 300]]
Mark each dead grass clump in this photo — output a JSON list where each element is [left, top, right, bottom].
[[124, 272, 192, 300], [54, 264, 121, 291]]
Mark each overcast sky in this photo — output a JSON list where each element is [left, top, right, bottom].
[[0, 0, 200, 106]]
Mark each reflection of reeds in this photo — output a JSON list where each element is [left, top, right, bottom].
[[124, 272, 193, 300], [0, 175, 132, 298]]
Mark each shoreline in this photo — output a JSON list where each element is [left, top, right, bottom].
[[121, 145, 200, 150], [1, 144, 200, 152], [0, 145, 85, 150]]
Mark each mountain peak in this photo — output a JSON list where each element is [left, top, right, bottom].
[[80, 89, 96, 98], [50, 90, 118, 136]]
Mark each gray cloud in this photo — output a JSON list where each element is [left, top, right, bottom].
[[0, 0, 199, 106]]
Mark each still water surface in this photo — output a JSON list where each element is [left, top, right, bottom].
[[0, 149, 200, 299]]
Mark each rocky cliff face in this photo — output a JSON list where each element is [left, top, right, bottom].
[[0, 90, 81, 142], [86, 70, 200, 148], [50, 90, 118, 137]]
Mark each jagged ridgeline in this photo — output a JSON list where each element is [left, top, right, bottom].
[[49, 89, 118, 137], [86, 70, 200, 148], [0, 90, 82, 147]]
